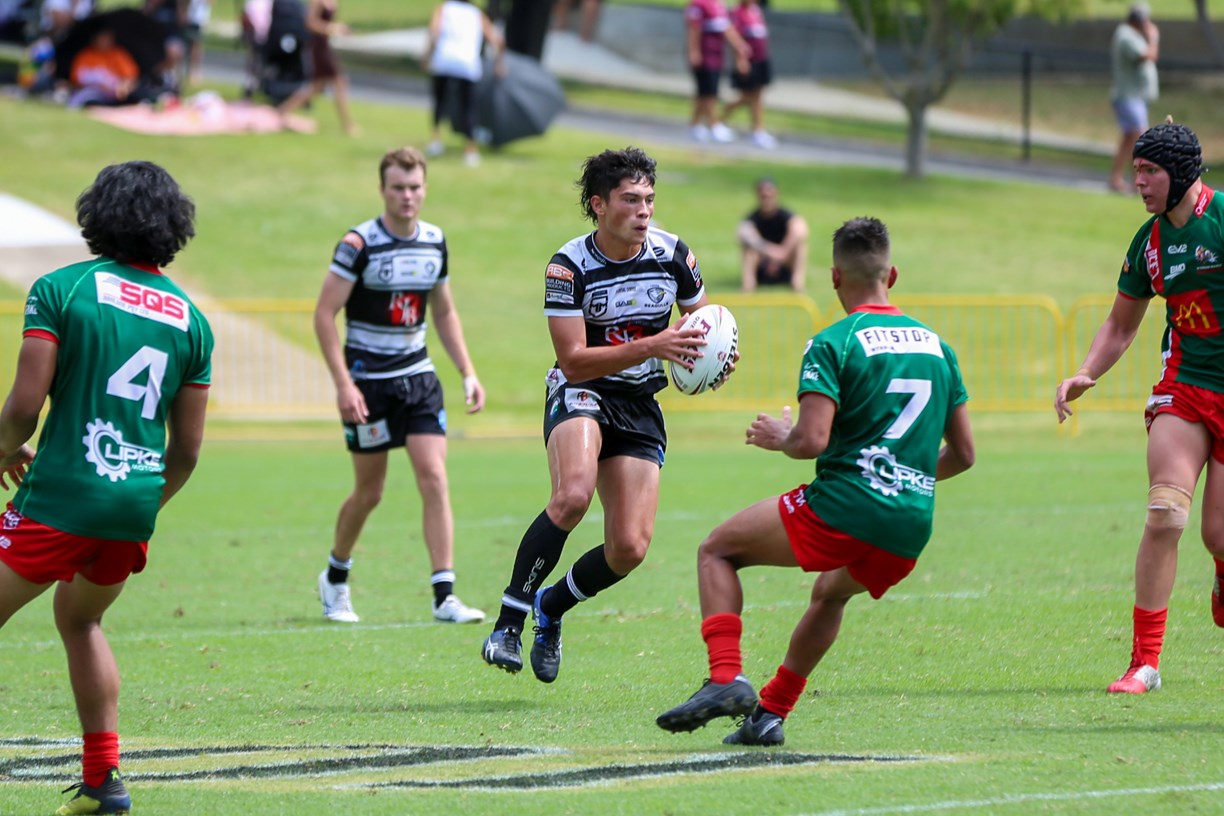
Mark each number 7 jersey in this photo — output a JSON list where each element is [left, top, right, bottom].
[[797, 305, 967, 559], [14, 258, 214, 541]]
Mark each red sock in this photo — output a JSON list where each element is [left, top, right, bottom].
[[759, 664, 807, 719], [701, 613, 743, 684], [1131, 605, 1168, 670], [82, 732, 119, 788]]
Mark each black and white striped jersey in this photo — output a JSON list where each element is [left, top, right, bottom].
[[329, 216, 448, 380], [543, 225, 705, 397]]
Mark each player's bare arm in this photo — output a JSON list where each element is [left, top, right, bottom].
[[429, 281, 485, 413], [0, 337, 55, 490], [935, 403, 975, 481], [1055, 293, 1148, 422], [548, 314, 708, 383], [160, 385, 209, 507], [313, 271, 368, 424], [746, 393, 834, 459]]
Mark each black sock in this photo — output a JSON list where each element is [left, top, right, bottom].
[[431, 569, 455, 606], [327, 554, 352, 585], [540, 544, 625, 619], [494, 510, 570, 630]]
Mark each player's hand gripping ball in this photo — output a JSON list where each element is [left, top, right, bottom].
[[669, 304, 738, 396]]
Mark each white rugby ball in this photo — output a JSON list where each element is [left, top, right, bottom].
[[669, 304, 738, 396]]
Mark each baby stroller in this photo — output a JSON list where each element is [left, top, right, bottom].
[[241, 0, 305, 104]]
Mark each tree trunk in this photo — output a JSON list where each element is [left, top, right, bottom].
[[1193, 0, 1224, 69], [904, 100, 928, 179]]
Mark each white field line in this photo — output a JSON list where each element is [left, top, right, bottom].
[[796, 781, 1224, 816]]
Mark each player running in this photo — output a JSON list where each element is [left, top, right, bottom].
[[0, 161, 213, 814], [1056, 120, 1224, 694], [656, 217, 974, 745], [481, 146, 726, 683]]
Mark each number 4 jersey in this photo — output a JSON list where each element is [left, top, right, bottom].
[[797, 305, 968, 559], [14, 258, 214, 541]]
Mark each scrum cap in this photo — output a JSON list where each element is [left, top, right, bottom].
[[1133, 121, 1202, 212]]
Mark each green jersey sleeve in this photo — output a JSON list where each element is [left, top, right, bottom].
[[797, 334, 843, 405], [1117, 217, 1158, 300]]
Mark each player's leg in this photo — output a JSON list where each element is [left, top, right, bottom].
[[54, 575, 131, 814], [331, 71, 357, 136], [1197, 444, 1224, 627], [1110, 413, 1209, 693], [657, 497, 794, 733], [785, 217, 809, 292], [318, 451, 388, 623], [0, 560, 52, 627], [484, 417, 601, 672], [723, 567, 869, 747], [405, 431, 483, 623]]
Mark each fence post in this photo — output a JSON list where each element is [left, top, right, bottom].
[[1021, 48, 1033, 163]]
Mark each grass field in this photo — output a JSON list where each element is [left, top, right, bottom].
[[3, 28, 1223, 815], [1, 415, 1222, 815]]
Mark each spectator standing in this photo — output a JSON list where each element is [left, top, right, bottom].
[[685, 0, 750, 143], [739, 177, 808, 292], [1109, 2, 1159, 193], [424, 0, 505, 167], [551, 0, 601, 43], [721, 0, 775, 149], [277, 0, 358, 136]]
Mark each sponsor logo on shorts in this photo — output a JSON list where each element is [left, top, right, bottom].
[[2, 509, 19, 530], [356, 418, 391, 449], [83, 419, 162, 482], [856, 445, 934, 498], [95, 273, 189, 332], [0, 536, 9, 549], [564, 388, 600, 413]]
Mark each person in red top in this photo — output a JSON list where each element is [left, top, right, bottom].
[[1056, 120, 1224, 694], [721, 0, 776, 149], [685, 0, 749, 143]]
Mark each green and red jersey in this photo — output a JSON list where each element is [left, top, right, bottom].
[[14, 258, 213, 541], [796, 305, 968, 559], [1118, 186, 1224, 392]]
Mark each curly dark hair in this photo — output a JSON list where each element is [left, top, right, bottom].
[[76, 161, 196, 267], [577, 146, 657, 224]]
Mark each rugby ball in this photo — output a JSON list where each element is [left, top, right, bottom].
[[669, 304, 738, 396]]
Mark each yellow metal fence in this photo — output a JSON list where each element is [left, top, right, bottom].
[[0, 296, 1169, 419]]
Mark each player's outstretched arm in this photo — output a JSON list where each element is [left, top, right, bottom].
[[160, 385, 209, 508], [936, 403, 975, 481], [746, 393, 834, 459], [1054, 293, 1148, 423]]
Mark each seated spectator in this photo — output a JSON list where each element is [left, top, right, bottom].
[[144, 0, 185, 88], [738, 177, 808, 292], [67, 26, 140, 107]]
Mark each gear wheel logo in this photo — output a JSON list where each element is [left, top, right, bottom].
[[856, 445, 901, 497], [83, 419, 131, 482]]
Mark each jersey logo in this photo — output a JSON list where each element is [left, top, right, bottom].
[[546, 264, 574, 282], [1167, 289, 1221, 336], [388, 292, 422, 326], [1195, 245, 1222, 272], [95, 273, 189, 332], [854, 327, 944, 358], [589, 291, 608, 318], [82, 419, 162, 482], [856, 445, 934, 498], [605, 324, 645, 345]]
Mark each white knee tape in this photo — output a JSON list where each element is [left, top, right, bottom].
[[1147, 483, 1192, 531]]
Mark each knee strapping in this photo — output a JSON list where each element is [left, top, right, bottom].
[[1147, 483, 1193, 531]]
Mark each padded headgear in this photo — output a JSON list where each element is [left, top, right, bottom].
[[1133, 123, 1203, 212]]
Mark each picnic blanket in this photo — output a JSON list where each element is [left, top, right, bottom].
[[87, 93, 315, 135]]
